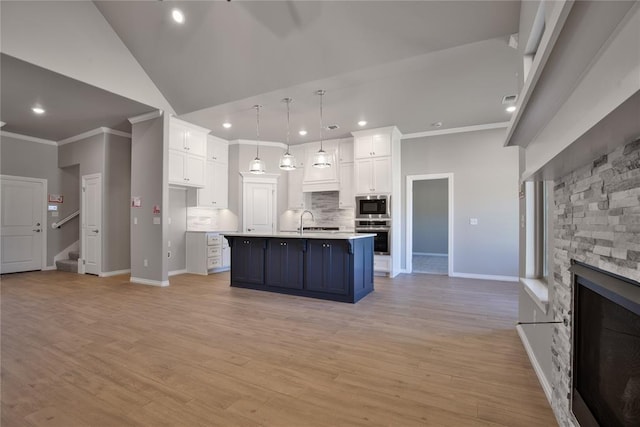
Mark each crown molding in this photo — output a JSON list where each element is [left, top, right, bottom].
[[230, 139, 287, 149], [351, 125, 402, 139], [128, 110, 163, 124], [170, 115, 211, 134], [401, 122, 509, 140], [0, 130, 57, 146], [58, 127, 131, 146]]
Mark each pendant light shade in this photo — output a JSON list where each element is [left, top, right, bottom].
[[249, 105, 266, 174], [312, 89, 332, 169], [279, 98, 297, 171]]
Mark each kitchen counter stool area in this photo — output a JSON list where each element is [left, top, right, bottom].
[[223, 234, 374, 303]]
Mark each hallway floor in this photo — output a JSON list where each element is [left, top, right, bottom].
[[413, 254, 448, 275]]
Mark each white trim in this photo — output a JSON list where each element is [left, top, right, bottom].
[[450, 272, 518, 282], [128, 110, 163, 124], [230, 139, 287, 149], [169, 269, 187, 277], [351, 126, 402, 139], [521, 278, 550, 313], [239, 172, 280, 183], [406, 173, 454, 276], [0, 121, 6, 128], [58, 127, 131, 146], [99, 269, 131, 277], [130, 276, 170, 287], [413, 252, 448, 257], [42, 265, 57, 271], [402, 122, 509, 140], [0, 175, 48, 272], [516, 325, 553, 406], [0, 130, 57, 146]]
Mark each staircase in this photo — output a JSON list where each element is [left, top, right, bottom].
[[56, 250, 79, 273]]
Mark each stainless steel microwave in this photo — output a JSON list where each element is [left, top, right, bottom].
[[355, 195, 390, 219]]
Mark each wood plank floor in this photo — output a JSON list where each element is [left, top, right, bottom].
[[1, 271, 557, 426]]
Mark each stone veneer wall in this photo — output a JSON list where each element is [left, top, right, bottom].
[[551, 138, 640, 425]]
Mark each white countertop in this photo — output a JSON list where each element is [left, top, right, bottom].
[[223, 232, 376, 240]]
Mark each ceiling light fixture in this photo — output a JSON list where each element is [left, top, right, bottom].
[[312, 90, 333, 169], [506, 105, 517, 113], [279, 98, 297, 171], [358, 120, 367, 127], [32, 106, 45, 115], [248, 105, 266, 174], [298, 130, 307, 136], [172, 8, 185, 24], [222, 122, 232, 129], [431, 121, 443, 128]]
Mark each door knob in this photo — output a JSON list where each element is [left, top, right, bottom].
[[247, 228, 254, 231], [93, 229, 99, 233]]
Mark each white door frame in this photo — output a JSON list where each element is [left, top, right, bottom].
[[80, 173, 102, 275], [406, 173, 454, 275], [0, 175, 48, 271]]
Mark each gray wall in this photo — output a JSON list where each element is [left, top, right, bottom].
[[103, 134, 131, 272], [0, 135, 62, 265], [59, 133, 105, 175], [412, 179, 448, 254], [401, 129, 520, 277], [131, 115, 168, 283], [168, 187, 187, 272]]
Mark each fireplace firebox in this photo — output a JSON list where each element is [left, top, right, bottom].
[[570, 262, 640, 427]]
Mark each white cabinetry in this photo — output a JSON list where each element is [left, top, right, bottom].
[[302, 140, 339, 192], [339, 162, 354, 208], [339, 138, 354, 163], [354, 134, 391, 159], [374, 255, 391, 273], [186, 232, 230, 275], [354, 157, 391, 195], [168, 117, 209, 187], [189, 136, 229, 208], [287, 145, 310, 210]]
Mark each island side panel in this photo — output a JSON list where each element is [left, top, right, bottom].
[[352, 236, 375, 302]]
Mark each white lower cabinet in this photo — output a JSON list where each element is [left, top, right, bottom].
[[374, 255, 391, 273], [186, 232, 230, 275]]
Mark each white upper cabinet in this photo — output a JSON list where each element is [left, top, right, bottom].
[[339, 138, 354, 163], [354, 133, 391, 159], [168, 117, 209, 187], [354, 157, 391, 195], [207, 135, 229, 163], [339, 162, 355, 208]]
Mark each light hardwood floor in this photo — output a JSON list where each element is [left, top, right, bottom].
[[1, 271, 556, 426]]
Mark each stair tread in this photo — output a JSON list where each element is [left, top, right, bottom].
[[56, 258, 78, 273], [68, 251, 80, 260]]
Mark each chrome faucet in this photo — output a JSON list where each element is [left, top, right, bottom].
[[299, 210, 314, 235]]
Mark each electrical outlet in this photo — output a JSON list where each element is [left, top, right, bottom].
[[143, 259, 148, 267], [134, 217, 138, 225], [168, 240, 171, 248]]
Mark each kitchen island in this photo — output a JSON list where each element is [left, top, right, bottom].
[[223, 233, 375, 303]]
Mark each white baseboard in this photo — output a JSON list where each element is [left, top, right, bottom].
[[100, 269, 131, 277], [413, 252, 448, 257], [450, 272, 518, 282], [169, 269, 187, 277], [129, 276, 170, 287], [516, 325, 553, 406], [43, 265, 57, 271], [54, 240, 80, 263]]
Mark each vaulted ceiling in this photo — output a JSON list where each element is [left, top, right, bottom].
[[1, 1, 521, 143]]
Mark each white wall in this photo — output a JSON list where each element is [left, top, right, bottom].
[[0, 1, 174, 114], [401, 129, 520, 277]]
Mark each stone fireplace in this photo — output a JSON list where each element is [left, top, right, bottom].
[[551, 137, 640, 425]]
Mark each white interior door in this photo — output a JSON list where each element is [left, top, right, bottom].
[[243, 182, 275, 234], [81, 174, 102, 275], [0, 176, 45, 273]]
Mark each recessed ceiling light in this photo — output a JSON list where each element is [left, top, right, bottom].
[[32, 106, 45, 115], [431, 121, 443, 128], [299, 130, 307, 136], [506, 105, 517, 113], [358, 120, 367, 127], [172, 8, 185, 24], [222, 122, 232, 129]]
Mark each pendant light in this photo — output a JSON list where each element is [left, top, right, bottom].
[[249, 104, 266, 174], [279, 97, 297, 171], [312, 89, 332, 168]]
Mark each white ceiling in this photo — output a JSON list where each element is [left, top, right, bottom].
[[94, 0, 521, 143], [0, 1, 521, 144]]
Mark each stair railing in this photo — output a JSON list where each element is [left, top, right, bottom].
[[52, 210, 79, 229]]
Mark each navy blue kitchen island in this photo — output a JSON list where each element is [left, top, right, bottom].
[[223, 233, 375, 303]]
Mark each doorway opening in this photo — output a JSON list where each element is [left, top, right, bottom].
[[406, 173, 453, 275]]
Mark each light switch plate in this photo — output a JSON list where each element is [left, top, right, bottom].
[[470, 218, 478, 225], [153, 217, 161, 225]]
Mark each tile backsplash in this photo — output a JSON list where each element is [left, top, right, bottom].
[[187, 207, 238, 231], [280, 191, 355, 231]]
